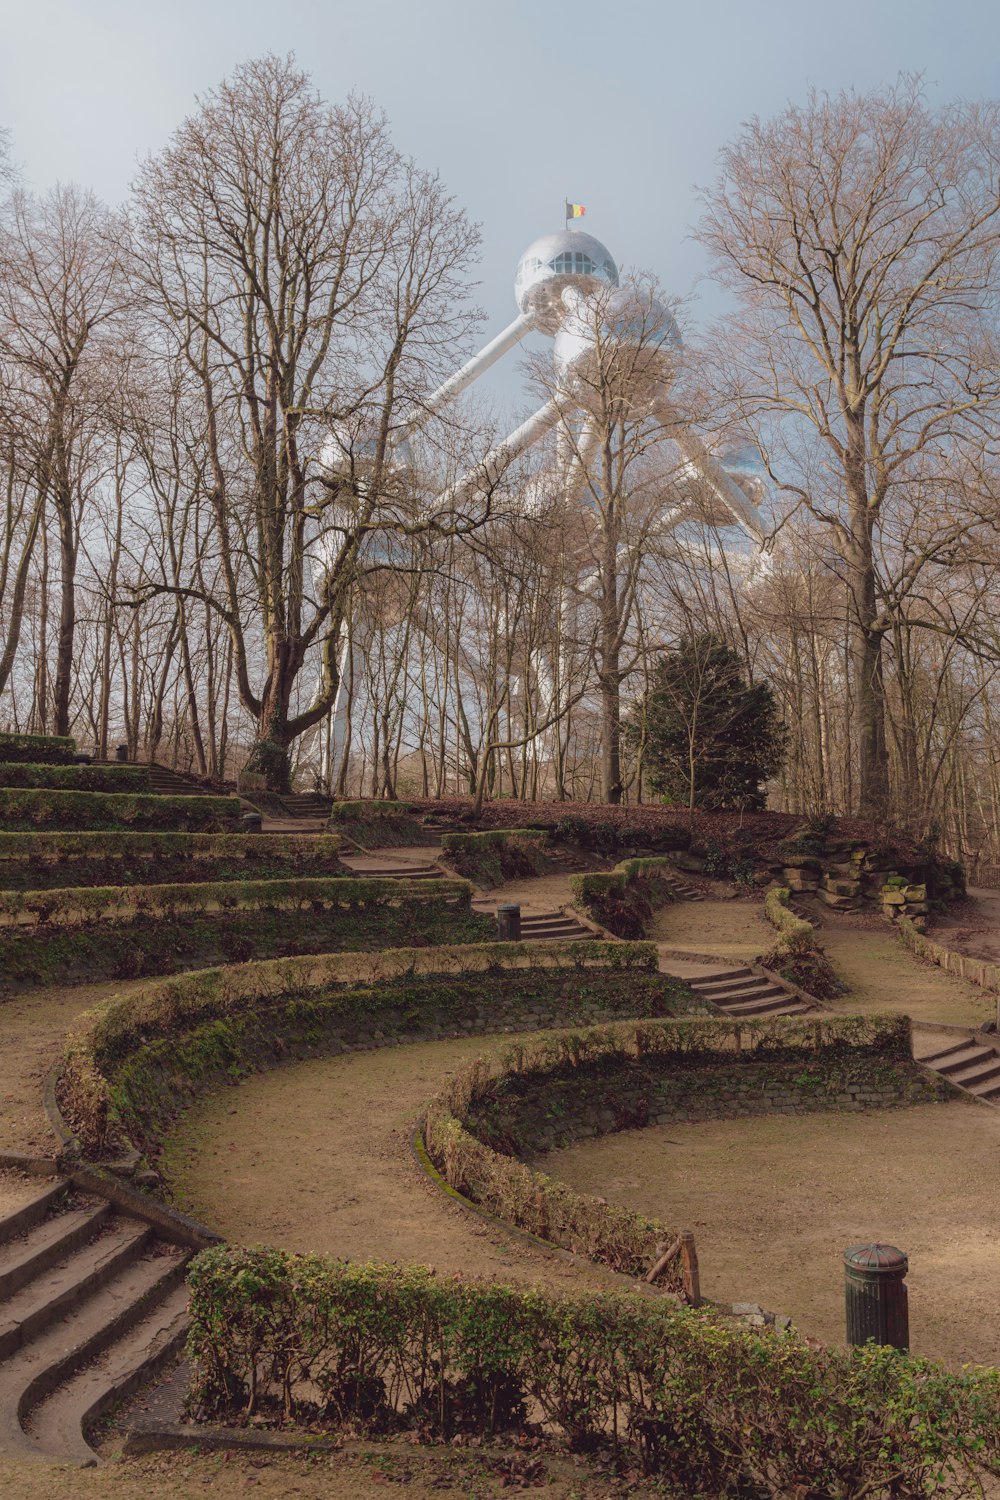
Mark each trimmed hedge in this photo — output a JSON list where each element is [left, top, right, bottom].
[[0, 762, 151, 793], [327, 799, 427, 849], [440, 829, 550, 888], [329, 800, 415, 818], [763, 886, 814, 955], [0, 874, 472, 927], [57, 942, 667, 1156], [0, 732, 76, 765], [571, 856, 680, 938], [0, 877, 487, 993], [0, 787, 241, 832], [423, 1013, 913, 1291], [0, 832, 345, 890], [440, 829, 549, 852], [186, 1252, 1000, 1495]]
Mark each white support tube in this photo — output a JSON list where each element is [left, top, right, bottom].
[[433, 394, 564, 511], [663, 418, 765, 542], [397, 314, 532, 441]]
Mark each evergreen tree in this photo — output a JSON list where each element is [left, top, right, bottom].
[[629, 634, 787, 811]]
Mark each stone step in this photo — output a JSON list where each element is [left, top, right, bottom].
[[0, 1182, 70, 1249], [0, 1222, 151, 1361], [920, 1039, 1000, 1105], [0, 1241, 188, 1462], [0, 1205, 112, 1302], [698, 983, 788, 1005], [715, 994, 812, 1017], [24, 1283, 190, 1466], [947, 1057, 1000, 1091], [342, 865, 440, 880], [923, 1043, 994, 1074]]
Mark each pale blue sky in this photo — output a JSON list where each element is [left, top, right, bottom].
[[2, 0, 998, 403]]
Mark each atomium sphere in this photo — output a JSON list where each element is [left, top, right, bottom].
[[514, 230, 618, 334], [552, 285, 682, 409]]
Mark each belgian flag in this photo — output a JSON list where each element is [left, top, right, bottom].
[[565, 202, 586, 221]]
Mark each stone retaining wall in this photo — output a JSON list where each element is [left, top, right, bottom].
[[474, 1057, 955, 1159]]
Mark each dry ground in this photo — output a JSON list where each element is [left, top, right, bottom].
[[542, 1098, 1000, 1368], [161, 1035, 616, 1296]]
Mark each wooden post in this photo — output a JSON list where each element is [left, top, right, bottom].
[[680, 1230, 700, 1307]]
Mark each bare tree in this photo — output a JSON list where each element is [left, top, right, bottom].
[[699, 77, 1000, 817], [132, 54, 488, 788]]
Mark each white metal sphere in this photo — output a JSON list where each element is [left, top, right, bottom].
[[514, 230, 618, 333], [551, 285, 683, 399]]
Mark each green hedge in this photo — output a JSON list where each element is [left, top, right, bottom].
[[328, 800, 415, 819], [0, 732, 76, 765], [326, 799, 427, 849], [0, 762, 151, 793], [57, 942, 666, 1156], [0, 878, 486, 994], [764, 886, 815, 955], [0, 788, 241, 832], [0, 832, 344, 890], [186, 1250, 1000, 1494], [440, 828, 551, 888], [423, 1013, 911, 1289], [0, 874, 471, 927], [440, 829, 549, 852], [570, 857, 680, 938]]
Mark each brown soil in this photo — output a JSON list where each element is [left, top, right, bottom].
[[2, 1445, 657, 1499], [161, 1036, 614, 1295], [816, 915, 995, 1028], [542, 1098, 1000, 1368], [649, 895, 773, 960], [930, 886, 1000, 966], [0, 976, 151, 1155]]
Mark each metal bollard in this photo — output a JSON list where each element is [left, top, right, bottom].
[[241, 811, 263, 834], [844, 1244, 909, 1351], [496, 903, 521, 941]]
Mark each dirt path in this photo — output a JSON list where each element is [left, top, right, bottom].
[[542, 1097, 1000, 1369], [161, 1035, 616, 1296], [648, 895, 772, 960], [817, 916, 995, 1029], [4, 1444, 653, 1499], [0, 977, 152, 1156]]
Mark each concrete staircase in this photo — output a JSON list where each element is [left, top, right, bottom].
[[0, 1179, 190, 1465], [144, 763, 217, 798], [662, 872, 705, 902], [917, 1038, 1000, 1103], [686, 964, 814, 1018], [278, 792, 333, 819], [509, 910, 597, 944], [340, 859, 443, 882]]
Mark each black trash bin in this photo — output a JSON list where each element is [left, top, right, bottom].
[[496, 903, 521, 941], [241, 811, 263, 834], [844, 1243, 909, 1351]]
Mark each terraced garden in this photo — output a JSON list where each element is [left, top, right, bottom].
[[0, 742, 998, 1496]]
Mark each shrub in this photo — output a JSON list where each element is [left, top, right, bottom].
[[571, 857, 679, 937], [422, 1012, 913, 1288], [327, 800, 426, 848], [759, 887, 847, 999], [58, 942, 664, 1155], [441, 830, 550, 888], [0, 732, 76, 765], [0, 832, 344, 890], [0, 762, 151, 793], [0, 788, 240, 832], [186, 1248, 1000, 1495], [0, 877, 486, 994]]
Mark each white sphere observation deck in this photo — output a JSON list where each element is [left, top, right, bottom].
[[514, 230, 619, 333]]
